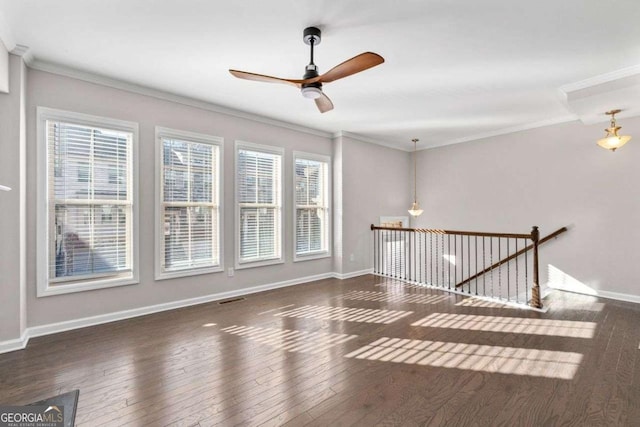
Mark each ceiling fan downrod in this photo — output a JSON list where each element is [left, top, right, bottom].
[[301, 27, 322, 98]]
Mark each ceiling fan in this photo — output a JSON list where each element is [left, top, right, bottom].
[[229, 27, 384, 113]]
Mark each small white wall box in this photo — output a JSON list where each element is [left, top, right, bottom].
[[379, 216, 408, 228]]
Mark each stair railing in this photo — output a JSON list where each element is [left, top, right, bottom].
[[370, 224, 567, 309]]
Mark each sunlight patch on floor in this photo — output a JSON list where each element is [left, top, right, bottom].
[[411, 313, 596, 338], [342, 290, 450, 305], [345, 337, 583, 379], [221, 325, 357, 354], [455, 297, 521, 309], [374, 281, 438, 293], [274, 305, 413, 324]]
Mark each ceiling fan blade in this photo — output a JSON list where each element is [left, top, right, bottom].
[[229, 69, 304, 87], [315, 92, 334, 113], [318, 52, 384, 83]]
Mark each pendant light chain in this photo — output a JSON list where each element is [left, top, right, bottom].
[[413, 138, 418, 203], [408, 138, 423, 217]]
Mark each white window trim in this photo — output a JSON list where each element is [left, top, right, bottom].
[[235, 140, 285, 270], [293, 151, 332, 262], [36, 107, 139, 297], [154, 127, 224, 281]]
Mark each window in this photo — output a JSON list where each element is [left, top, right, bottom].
[[236, 141, 283, 268], [37, 108, 138, 296], [156, 127, 223, 279], [294, 152, 330, 260]]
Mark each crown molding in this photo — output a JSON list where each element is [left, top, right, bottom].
[[335, 117, 585, 152], [559, 63, 640, 94], [27, 59, 333, 140], [558, 64, 640, 125], [10, 44, 33, 64], [333, 131, 410, 152], [430, 115, 579, 149]]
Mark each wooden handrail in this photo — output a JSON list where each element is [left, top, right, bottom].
[[454, 226, 568, 289], [370, 224, 531, 239]]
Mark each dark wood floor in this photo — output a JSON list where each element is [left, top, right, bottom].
[[2, 275, 640, 426]]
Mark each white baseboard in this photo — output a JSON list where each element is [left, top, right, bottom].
[[333, 269, 373, 280], [547, 284, 640, 305], [0, 271, 362, 354], [0, 329, 29, 354]]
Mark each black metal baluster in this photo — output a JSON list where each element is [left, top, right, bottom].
[[447, 234, 451, 289], [390, 229, 393, 277], [490, 237, 494, 298], [483, 237, 486, 296], [498, 237, 502, 300], [475, 236, 478, 295], [379, 229, 382, 276], [525, 239, 529, 304], [460, 235, 464, 294], [515, 238, 519, 304], [413, 231, 417, 283], [438, 234, 441, 287], [373, 228, 377, 274], [468, 235, 471, 295], [394, 228, 398, 279], [430, 232, 433, 285], [383, 229, 387, 277], [507, 238, 510, 302], [418, 232, 422, 284], [454, 234, 458, 289]]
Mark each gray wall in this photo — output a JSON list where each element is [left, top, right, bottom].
[[26, 69, 338, 327], [0, 40, 8, 93], [336, 135, 412, 275], [0, 54, 26, 341], [416, 117, 640, 298]]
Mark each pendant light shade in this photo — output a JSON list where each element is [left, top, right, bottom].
[[408, 201, 423, 217], [597, 110, 631, 152], [408, 138, 423, 217]]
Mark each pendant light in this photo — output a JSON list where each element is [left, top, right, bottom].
[[597, 109, 631, 152], [408, 138, 423, 217]]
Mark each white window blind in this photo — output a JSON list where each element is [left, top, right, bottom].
[[294, 155, 329, 257], [237, 145, 282, 264], [160, 134, 220, 275], [47, 120, 133, 285]]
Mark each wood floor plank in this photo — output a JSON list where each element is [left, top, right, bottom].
[[1, 276, 640, 426]]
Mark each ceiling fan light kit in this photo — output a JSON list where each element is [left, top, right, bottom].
[[229, 26, 384, 113], [301, 86, 322, 99]]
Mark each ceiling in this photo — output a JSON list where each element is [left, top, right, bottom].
[[1, 0, 640, 150]]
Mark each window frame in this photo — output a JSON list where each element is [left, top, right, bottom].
[[235, 140, 284, 270], [154, 127, 224, 280], [36, 107, 139, 297], [293, 151, 332, 262]]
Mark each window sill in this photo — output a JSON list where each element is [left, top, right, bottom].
[[293, 251, 331, 263], [235, 258, 284, 270], [155, 266, 223, 281], [37, 275, 139, 297]]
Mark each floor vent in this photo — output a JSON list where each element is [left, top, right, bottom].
[[218, 297, 246, 305]]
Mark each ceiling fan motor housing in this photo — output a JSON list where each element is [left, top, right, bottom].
[[302, 63, 322, 99]]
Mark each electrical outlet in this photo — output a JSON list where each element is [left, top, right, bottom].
[[227, 268, 234, 277], [349, 253, 355, 262]]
